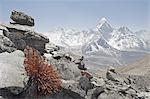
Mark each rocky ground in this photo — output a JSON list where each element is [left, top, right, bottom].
[[0, 10, 150, 99]]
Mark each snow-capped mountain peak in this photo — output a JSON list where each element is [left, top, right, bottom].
[[97, 17, 110, 29], [96, 18, 113, 40], [97, 18, 107, 27]]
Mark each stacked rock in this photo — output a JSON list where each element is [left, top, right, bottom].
[[0, 10, 49, 54]]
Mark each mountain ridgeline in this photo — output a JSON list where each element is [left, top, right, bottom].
[[45, 18, 150, 68]]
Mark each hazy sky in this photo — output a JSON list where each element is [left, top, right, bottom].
[[0, 0, 149, 32]]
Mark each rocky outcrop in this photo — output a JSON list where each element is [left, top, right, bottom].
[[10, 10, 34, 26], [0, 11, 49, 54], [0, 49, 150, 99], [43, 50, 150, 99], [0, 35, 16, 53], [91, 68, 143, 99]]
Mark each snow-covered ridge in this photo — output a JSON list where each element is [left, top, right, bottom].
[[108, 27, 147, 51], [45, 28, 95, 48], [45, 18, 149, 53]]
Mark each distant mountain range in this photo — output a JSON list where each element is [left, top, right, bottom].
[[44, 18, 150, 68], [46, 18, 149, 51]]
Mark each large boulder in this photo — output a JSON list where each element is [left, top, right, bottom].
[[0, 35, 16, 53], [0, 50, 28, 95], [10, 10, 34, 26]]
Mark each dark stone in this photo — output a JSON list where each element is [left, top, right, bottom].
[[64, 54, 72, 61], [10, 10, 34, 26], [78, 61, 87, 70], [52, 53, 64, 60]]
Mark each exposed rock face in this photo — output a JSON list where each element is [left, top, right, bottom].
[[0, 35, 16, 53], [10, 10, 34, 26]]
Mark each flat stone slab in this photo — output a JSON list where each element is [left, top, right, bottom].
[[0, 23, 34, 32]]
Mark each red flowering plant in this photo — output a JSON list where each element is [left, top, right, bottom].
[[24, 46, 61, 95]]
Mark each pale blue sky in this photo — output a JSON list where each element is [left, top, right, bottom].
[[0, 0, 149, 32]]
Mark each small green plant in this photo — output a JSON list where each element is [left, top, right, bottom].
[[24, 46, 61, 95]]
